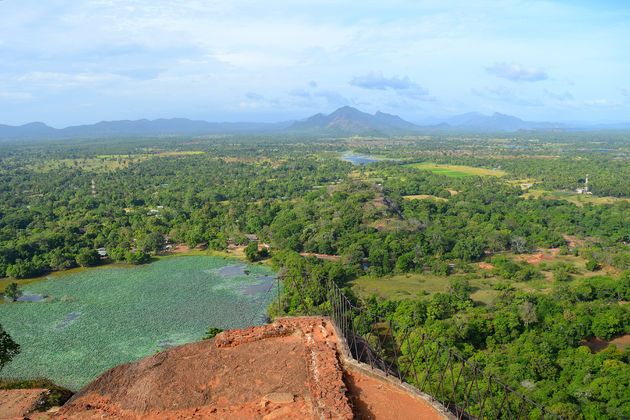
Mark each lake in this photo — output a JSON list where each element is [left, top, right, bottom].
[[0, 256, 276, 390], [340, 151, 396, 165]]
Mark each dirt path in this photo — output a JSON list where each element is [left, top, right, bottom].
[[344, 370, 444, 420], [0, 388, 47, 419], [582, 334, 630, 353], [300, 252, 341, 261]]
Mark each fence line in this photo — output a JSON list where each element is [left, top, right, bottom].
[[275, 272, 561, 420]]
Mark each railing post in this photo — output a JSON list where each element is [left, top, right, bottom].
[[276, 275, 281, 317]]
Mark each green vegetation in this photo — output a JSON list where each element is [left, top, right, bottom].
[[1, 132, 629, 417], [406, 162, 507, 177], [0, 324, 20, 372], [0, 256, 276, 389], [202, 327, 224, 340], [3, 282, 22, 302], [276, 253, 630, 418], [245, 241, 269, 262]]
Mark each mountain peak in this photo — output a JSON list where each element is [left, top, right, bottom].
[[289, 106, 419, 134]]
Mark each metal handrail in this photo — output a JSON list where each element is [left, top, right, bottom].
[[274, 272, 562, 420]]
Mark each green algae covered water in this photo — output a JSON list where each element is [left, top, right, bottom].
[[0, 256, 276, 390]]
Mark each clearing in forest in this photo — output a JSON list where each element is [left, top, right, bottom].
[[521, 189, 630, 206], [402, 194, 448, 202], [406, 162, 507, 177]]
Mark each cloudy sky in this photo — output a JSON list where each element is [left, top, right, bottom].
[[1, 0, 629, 127]]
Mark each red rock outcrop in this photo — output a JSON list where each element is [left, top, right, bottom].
[[44, 317, 445, 419]]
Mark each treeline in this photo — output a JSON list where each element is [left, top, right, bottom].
[[272, 254, 630, 419], [2, 148, 630, 278], [0, 151, 351, 277]]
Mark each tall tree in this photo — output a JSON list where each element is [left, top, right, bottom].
[[0, 324, 20, 372]]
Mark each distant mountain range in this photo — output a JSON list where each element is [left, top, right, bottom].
[[2, 107, 630, 140], [0, 119, 292, 140], [288, 106, 418, 135]]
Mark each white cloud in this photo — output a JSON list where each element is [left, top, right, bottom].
[[17, 72, 125, 88], [472, 86, 542, 106], [486, 62, 548, 82], [350, 73, 413, 90], [583, 99, 612, 106], [544, 90, 574, 101], [349, 72, 432, 101], [0, 91, 33, 100], [1, 0, 629, 124], [245, 92, 264, 100]]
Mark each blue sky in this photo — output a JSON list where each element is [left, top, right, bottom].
[[1, 0, 629, 127]]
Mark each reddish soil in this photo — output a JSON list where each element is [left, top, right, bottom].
[[516, 248, 558, 264], [582, 335, 630, 353], [562, 234, 585, 248], [345, 370, 443, 420], [0, 388, 47, 419], [5, 317, 446, 419], [54, 318, 355, 419], [478, 262, 494, 270]]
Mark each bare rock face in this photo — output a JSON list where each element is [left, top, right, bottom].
[[0, 388, 49, 418], [50, 317, 445, 419], [55, 317, 352, 419]]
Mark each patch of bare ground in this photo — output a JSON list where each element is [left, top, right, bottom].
[[50, 317, 445, 419], [300, 252, 341, 261], [55, 318, 352, 419], [158, 243, 206, 255], [515, 248, 559, 264], [344, 370, 444, 420], [582, 335, 630, 353], [562, 234, 585, 248], [0, 388, 48, 419]]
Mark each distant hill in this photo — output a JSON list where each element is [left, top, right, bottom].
[[288, 106, 420, 135], [0, 118, 292, 140], [2, 107, 630, 140], [0, 122, 58, 139], [441, 112, 566, 131]]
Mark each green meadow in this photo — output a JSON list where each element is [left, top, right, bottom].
[[407, 162, 507, 177], [0, 256, 276, 390]]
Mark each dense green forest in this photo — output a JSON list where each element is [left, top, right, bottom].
[[1, 133, 629, 418]]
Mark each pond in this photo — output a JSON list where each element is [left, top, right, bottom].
[[340, 151, 396, 165], [0, 256, 276, 390], [4, 293, 46, 302]]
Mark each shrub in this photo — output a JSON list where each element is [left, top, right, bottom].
[[202, 327, 224, 340], [586, 259, 601, 271], [75, 249, 99, 267]]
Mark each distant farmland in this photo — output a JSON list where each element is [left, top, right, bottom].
[[407, 162, 506, 177]]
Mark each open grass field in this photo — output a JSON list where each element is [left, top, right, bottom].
[[23, 151, 204, 172], [406, 162, 507, 177], [521, 189, 630, 207], [25, 155, 147, 172], [350, 272, 511, 306], [349, 273, 450, 301], [349, 251, 607, 306], [0, 256, 276, 390]]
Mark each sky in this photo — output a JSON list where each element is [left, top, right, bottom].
[[1, 0, 629, 127]]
